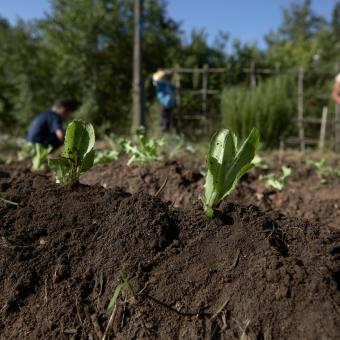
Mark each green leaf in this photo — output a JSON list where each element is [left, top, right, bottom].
[[93, 149, 119, 165], [32, 144, 53, 171], [80, 149, 95, 173], [48, 157, 70, 183], [106, 270, 134, 314], [48, 120, 95, 184], [201, 128, 259, 219], [106, 282, 125, 314], [281, 165, 292, 179], [63, 120, 95, 161]]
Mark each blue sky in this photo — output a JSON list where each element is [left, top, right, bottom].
[[0, 0, 338, 48]]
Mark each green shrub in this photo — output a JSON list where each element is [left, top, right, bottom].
[[221, 75, 295, 148]]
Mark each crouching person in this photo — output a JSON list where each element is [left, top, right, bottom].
[[26, 99, 79, 149]]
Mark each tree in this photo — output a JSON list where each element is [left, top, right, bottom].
[[265, 0, 327, 43], [332, 1, 340, 40]]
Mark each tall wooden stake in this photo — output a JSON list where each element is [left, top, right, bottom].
[[132, 0, 145, 128], [298, 66, 305, 151]]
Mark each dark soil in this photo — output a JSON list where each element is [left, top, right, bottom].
[[81, 155, 204, 208], [0, 171, 339, 339], [81, 153, 340, 230]]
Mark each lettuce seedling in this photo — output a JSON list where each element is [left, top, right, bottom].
[[120, 126, 164, 165], [201, 128, 259, 219], [48, 120, 95, 184], [18, 143, 52, 171], [93, 149, 119, 165], [260, 165, 292, 190]]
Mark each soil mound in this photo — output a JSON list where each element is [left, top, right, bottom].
[[81, 156, 204, 208], [81, 155, 340, 230], [0, 172, 339, 339]]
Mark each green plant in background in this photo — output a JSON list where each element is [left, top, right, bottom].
[[307, 158, 340, 184], [168, 134, 196, 158], [201, 128, 259, 219], [221, 75, 295, 148], [261, 165, 292, 191], [48, 120, 95, 184], [252, 155, 268, 170], [307, 158, 333, 176], [120, 126, 164, 165], [93, 149, 119, 166], [18, 143, 53, 171]]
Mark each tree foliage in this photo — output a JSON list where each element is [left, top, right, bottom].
[[0, 0, 339, 139]]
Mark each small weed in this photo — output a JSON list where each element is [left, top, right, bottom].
[[120, 126, 164, 165], [103, 270, 134, 340]]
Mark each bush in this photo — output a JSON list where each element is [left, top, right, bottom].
[[221, 75, 296, 148]]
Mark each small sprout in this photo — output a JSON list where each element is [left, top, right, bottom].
[[307, 158, 340, 184], [48, 120, 95, 184], [200, 128, 259, 219], [103, 270, 134, 340], [107, 270, 134, 314], [260, 165, 292, 191], [93, 149, 119, 165], [307, 158, 332, 176], [252, 155, 268, 170], [168, 134, 196, 157], [18, 143, 52, 171], [120, 126, 164, 165]]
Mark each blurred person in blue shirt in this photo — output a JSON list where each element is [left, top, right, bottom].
[[153, 69, 176, 132], [26, 99, 79, 149]]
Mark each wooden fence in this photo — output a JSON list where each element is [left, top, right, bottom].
[[170, 62, 340, 150]]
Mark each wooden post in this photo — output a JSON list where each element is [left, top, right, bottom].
[[132, 0, 145, 128], [334, 62, 340, 151], [275, 62, 281, 75], [202, 64, 209, 135], [319, 106, 328, 150], [298, 66, 305, 151], [174, 64, 181, 107], [250, 61, 256, 88]]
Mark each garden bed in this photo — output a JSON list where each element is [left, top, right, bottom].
[[0, 155, 339, 339]]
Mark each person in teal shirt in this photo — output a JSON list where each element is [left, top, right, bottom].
[[153, 69, 176, 132]]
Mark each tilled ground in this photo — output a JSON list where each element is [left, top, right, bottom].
[[81, 152, 340, 230], [0, 168, 339, 339]]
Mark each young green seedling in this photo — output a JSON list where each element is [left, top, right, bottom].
[[201, 128, 259, 219], [18, 143, 52, 171], [120, 126, 164, 165], [93, 149, 119, 165], [48, 120, 95, 184], [103, 270, 134, 340], [252, 155, 268, 170], [261, 165, 292, 191]]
